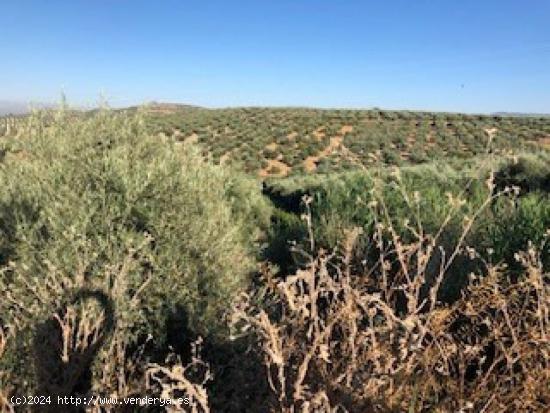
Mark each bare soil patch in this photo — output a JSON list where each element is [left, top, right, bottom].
[[287, 131, 298, 141], [313, 127, 325, 141], [426, 130, 437, 148], [340, 125, 353, 134], [538, 135, 550, 149], [303, 125, 352, 172], [219, 151, 232, 165], [259, 159, 291, 178], [184, 133, 199, 145], [484, 127, 499, 141]]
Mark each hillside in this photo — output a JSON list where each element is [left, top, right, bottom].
[[144, 106, 550, 177], [2, 106, 549, 177]]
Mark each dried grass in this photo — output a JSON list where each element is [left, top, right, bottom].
[[231, 183, 549, 412], [0, 327, 13, 413], [146, 338, 212, 413]]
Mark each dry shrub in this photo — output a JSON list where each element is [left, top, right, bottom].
[[0, 316, 212, 413], [0, 237, 212, 412], [146, 337, 212, 413], [232, 192, 549, 412], [1, 235, 149, 397], [0, 327, 14, 413]]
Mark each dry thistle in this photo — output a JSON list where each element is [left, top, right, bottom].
[[146, 338, 212, 413]]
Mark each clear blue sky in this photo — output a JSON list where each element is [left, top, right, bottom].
[[1, 0, 549, 113]]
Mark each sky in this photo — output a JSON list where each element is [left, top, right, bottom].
[[1, 0, 549, 113]]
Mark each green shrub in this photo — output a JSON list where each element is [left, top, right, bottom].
[[494, 153, 550, 194], [480, 193, 550, 269], [0, 109, 271, 351], [270, 157, 549, 300]]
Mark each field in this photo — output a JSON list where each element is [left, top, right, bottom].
[[0, 106, 549, 412], [140, 104, 550, 176]]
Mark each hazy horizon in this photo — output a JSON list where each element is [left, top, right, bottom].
[[2, 98, 550, 117]]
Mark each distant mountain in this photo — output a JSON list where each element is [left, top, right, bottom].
[[0, 100, 55, 116], [492, 112, 550, 118], [0, 100, 204, 117], [128, 102, 203, 113]]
